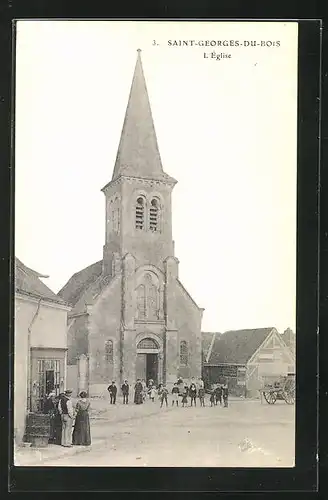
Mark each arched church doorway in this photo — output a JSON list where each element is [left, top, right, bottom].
[[136, 338, 160, 385]]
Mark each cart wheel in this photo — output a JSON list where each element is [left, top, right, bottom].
[[263, 391, 277, 404], [284, 390, 295, 405]]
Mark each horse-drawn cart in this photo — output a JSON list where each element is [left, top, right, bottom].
[[260, 374, 295, 405]]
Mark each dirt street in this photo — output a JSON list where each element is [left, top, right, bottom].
[[25, 397, 294, 468]]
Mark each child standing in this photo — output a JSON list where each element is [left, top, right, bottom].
[[198, 387, 205, 407], [189, 383, 197, 407], [160, 386, 169, 407], [222, 383, 229, 407], [215, 384, 223, 406], [171, 383, 180, 406], [181, 386, 188, 407], [210, 389, 215, 407], [149, 386, 156, 402]]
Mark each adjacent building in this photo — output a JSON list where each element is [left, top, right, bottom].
[[202, 327, 295, 397], [14, 258, 70, 444], [58, 50, 204, 396]]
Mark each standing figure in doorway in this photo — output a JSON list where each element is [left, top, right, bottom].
[[134, 379, 143, 404], [43, 391, 57, 443], [72, 391, 91, 446], [58, 389, 74, 447], [107, 381, 117, 404], [121, 380, 129, 404], [189, 383, 197, 407]]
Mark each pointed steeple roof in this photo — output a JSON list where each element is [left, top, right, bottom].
[[111, 50, 175, 183]]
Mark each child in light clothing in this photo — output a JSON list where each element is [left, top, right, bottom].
[[149, 387, 156, 402]]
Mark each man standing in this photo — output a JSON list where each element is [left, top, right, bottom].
[[121, 380, 129, 404], [107, 381, 117, 404], [58, 389, 74, 447]]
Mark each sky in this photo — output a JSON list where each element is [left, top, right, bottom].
[[15, 21, 298, 333]]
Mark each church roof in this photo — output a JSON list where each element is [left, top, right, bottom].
[[206, 328, 275, 365], [15, 257, 68, 306], [57, 260, 103, 307], [109, 49, 176, 184]]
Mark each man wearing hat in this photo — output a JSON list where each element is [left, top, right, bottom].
[[58, 390, 74, 447]]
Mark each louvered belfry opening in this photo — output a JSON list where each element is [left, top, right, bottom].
[[149, 199, 158, 231], [135, 197, 145, 229]]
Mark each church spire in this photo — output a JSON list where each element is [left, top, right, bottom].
[[111, 49, 166, 181]]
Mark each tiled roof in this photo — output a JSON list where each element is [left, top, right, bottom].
[[15, 258, 68, 306], [207, 328, 275, 365], [57, 260, 103, 306]]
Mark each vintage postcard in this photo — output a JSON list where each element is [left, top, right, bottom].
[[14, 20, 298, 468]]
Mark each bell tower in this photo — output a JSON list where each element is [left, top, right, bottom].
[[101, 49, 177, 274]]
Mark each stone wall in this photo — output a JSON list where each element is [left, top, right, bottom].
[[88, 275, 122, 391]]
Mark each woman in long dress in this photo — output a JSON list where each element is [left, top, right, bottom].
[[134, 379, 143, 404], [72, 391, 91, 446]]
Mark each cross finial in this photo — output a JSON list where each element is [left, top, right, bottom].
[[137, 48, 141, 53]]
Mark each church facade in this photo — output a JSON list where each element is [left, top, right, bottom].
[[59, 50, 204, 395]]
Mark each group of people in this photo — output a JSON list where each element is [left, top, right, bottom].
[[43, 389, 91, 447], [209, 383, 229, 407], [107, 377, 229, 408]]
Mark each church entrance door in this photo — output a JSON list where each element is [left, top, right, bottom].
[[136, 337, 160, 386], [135, 353, 159, 386], [146, 353, 158, 386]]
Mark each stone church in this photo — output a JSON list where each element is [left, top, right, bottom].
[[59, 50, 204, 395]]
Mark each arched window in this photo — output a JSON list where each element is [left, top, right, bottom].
[[104, 340, 113, 364], [180, 340, 188, 366], [136, 284, 146, 319], [149, 198, 159, 232], [135, 197, 145, 230], [135, 274, 159, 320]]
